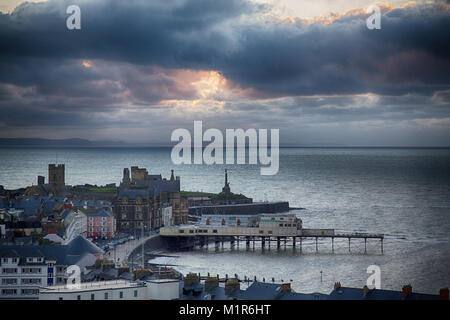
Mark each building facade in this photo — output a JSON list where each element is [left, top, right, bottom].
[[62, 209, 87, 242], [38, 279, 180, 300], [85, 210, 116, 240], [0, 236, 103, 299], [113, 167, 188, 233]]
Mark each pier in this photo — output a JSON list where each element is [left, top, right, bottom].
[[160, 225, 384, 253]]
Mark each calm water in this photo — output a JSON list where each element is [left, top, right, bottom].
[[1, 147, 449, 294]]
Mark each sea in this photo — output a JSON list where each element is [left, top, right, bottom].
[[1, 146, 449, 295]]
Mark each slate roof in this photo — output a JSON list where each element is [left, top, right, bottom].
[[180, 283, 233, 300], [0, 235, 103, 266], [117, 178, 180, 201], [65, 235, 104, 256], [279, 291, 328, 300], [117, 188, 156, 201], [234, 282, 285, 300], [70, 199, 111, 209], [328, 287, 440, 300], [177, 281, 443, 301], [84, 209, 112, 218], [9, 196, 65, 216], [5, 221, 42, 229]]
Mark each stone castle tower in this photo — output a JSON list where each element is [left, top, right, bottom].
[[48, 164, 65, 186]]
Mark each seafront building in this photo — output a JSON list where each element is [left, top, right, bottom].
[[62, 209, 87, 242], [62, 208, 116, 241], [0, 236, 103, 299], [39, 279, 180, 300], [113, 167, 188, 233], [85, 209, 116, 240]]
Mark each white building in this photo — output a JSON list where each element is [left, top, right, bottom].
[[162, 206, 173, 227], [0, 236, 103, 299], [39, 279, 180, 300], [62, 209, 87, 243], [1, 254, 47, 298]]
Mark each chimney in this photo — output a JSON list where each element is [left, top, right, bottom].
[[363, 285, 369, 296], [282, 283, 291, 293], [440, 288, 449, 301], [183, 273, 200, 288], [402, 284, 412, 299], [334, 282, 341, 290], [204, 277, 219, 292], [225, 279, 240, 295]]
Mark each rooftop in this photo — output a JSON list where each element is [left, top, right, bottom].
[[40, 280, 144, 293]]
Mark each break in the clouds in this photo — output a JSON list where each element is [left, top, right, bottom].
[[0, 0, 449, 146]]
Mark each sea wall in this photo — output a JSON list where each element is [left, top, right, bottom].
[[188, 201, 290, 216]]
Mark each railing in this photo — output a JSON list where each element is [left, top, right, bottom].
[[41, 279, 141, 292]]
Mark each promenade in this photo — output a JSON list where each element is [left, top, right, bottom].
[[104, 234, 157, 267]]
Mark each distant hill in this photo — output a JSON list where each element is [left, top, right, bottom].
[[0, 138, 112, 146]]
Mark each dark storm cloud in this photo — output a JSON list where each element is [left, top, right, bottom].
[[0, 0, 449, 96], [0, 0, 449, 145]]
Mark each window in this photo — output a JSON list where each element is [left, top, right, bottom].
[[119, 291, 123, 299], [2, 278, 17, 285], [22, 278, 41, 284], [213, 230, 218, 233], [2, 258, 7, 263], [104, 292, 108, 300], [91, 294, 95, 300], [134, 290, 138, 297], [2, 268, 17, 274], [77, 295, 81, 300], [22, 289, 39, 295], [1, 289, 17, 295]]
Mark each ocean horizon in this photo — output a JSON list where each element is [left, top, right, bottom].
[[1, 146, 449, 294]]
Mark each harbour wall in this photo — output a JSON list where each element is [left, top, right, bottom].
[[188, 201, 290, 216]]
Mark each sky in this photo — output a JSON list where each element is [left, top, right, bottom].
[[0, 0, 449, 146]]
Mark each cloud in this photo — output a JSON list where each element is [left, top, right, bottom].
[[0, 0, 449, 145]]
